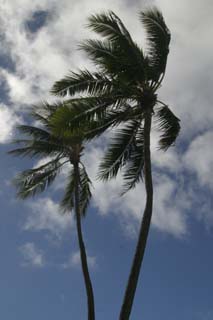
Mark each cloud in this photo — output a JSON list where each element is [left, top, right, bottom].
[[0, 104, 20, 143], [19, 242, 45, 267], [62, 251, 97, 269], [183, 131, 213, 190], [0, 0, 143, 107], [24, 197, 73, 238]]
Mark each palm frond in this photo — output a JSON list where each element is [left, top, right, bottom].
[[80, 39, 145, 81], [156, 105, 180, 150], [88, 11, 132, 42], [13, 158, 65, 199], [50, 96, 125, 139], [16, 125, 50, 141], [87, 11, 145, 80], [140, 7, 170, 82], [31, 101, 61, 126], [80, 39, 121, 72], [9, 140, 66, 158], [98, 120, 140, 181], [122, 128, 144, 193], [60, 168, 76, 213], [78, 165, 92, 216], [51, 69, 112, 97], [60, 165, 91, 216], [84, 104, 143, 140]]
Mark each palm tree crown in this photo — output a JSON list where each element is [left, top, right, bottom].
[[50, 6, 180, 319]]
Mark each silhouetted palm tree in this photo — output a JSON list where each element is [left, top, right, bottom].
[[10, 102, 95, 320], [50, 7, 180, 319]]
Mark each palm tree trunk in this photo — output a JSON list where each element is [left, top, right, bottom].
[[119, 111, 153, 320], [74, 163, 95, 320]]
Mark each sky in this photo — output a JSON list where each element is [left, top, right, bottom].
[[0, 0, 213, 319]]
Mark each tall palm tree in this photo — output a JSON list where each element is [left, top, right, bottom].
[[9, 102, 95, 320], [50, 7, 180, 319]]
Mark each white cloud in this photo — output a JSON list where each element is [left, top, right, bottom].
[[0, 0, 143, 107], [62, 251, 97, 269], [24, 197, 73, 238], [183, 131, 213, 189], [0, 104, 20, 143], [19, 242, 45, 267]]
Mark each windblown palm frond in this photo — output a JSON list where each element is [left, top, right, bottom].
[[9, 139, 66, 158], [88, 11, 133, 43], [31, 101, 62, 126], [16, 125, 52, 141], [13, 157, 65, 199], [60, 168, 76, 213], [122, 128, 144, 193], [50, 98, 142, 141], [84, 104, 143, 140], [156, 104, 180, 150], [50, 97, 112, 137], [78, 165, 92, 216], [9, 104, 70, 158], [87, 11, 145, 79], [80, 39, 125, 73], [60, 164, 92, 217], [98, 120, 141, 181], [51, 70, 112, 97], [140, 7, 170, 83], [80, 39, 145, 82]]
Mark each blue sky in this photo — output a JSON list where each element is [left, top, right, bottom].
[[0, 0, 213, 319]]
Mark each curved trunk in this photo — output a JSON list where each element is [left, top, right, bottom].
[[119, 112, 153, 320], [74, 163, 95, 320]]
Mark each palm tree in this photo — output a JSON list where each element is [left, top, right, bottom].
[[9, 102, 95, 320], [50, 7, 180, 319]]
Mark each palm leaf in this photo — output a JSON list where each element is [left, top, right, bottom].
[[50, 96, 128, 139], [16, 125, 51, 141], [98, 120, 140, 181], [60, 165, 91, 216], [156, 105, 180, 150], [84, 103, 145, 141], [87, 11, 145, 80], [51, 69, 112, 97], [122, 128, 144, 193], [31, 101, 61, 125], [140, 7, 170, 82], [80, 39, 145, 82], [60, 168, 76, 213], [13, 158, 65, 199], [78, 165, 92, 216], [9, 140, 66, 158]]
